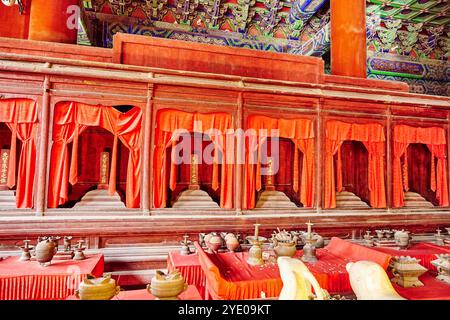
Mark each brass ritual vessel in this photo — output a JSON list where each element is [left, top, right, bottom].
[[390, 256, 427, 288], [76, 274, 120, 300], [35, 239, 57, 266], [246, 224, 266, 266], [148, 270, 188, 300], [301, 222, 318, 263]]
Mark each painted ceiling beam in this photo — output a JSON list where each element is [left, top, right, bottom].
[[288, 0, 328, 38], [289, 22, 330, 56]]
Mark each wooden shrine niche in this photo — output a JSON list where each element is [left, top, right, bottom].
[[392, 124, 449, 208], [47, 102, 142, 210], [255, 138, 300, 208], [335, 141, 370, 208], [153, 109, 234, 210], [244, 115, 315, 210], [72, 126, 127, 209], [324, 120, 386, 209], [0, 122, 16, 209], [403, 143, 436, 207], [168, 133, 220, 209]]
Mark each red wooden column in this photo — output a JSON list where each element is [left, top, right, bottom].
[[35, 76, 50, 215], [28, 0, 79, 44], [330, 0, 367, 78]]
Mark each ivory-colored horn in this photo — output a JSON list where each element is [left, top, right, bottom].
[[278, 257, 326, 300], [346, 261, 405, 300]]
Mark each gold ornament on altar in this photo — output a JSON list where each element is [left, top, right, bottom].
[[189, 154, 200, 190], [98, 151, 110, 189], [148, 270, 188, 300], [389, 256, 427, 288], [0, 149, 9, 188], [265, 157, 275, 191]]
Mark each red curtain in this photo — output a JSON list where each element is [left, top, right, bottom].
[[153, 109, 234, 209], [324, 121, 386, 209], [48, 102, 142, 208], [0, 99, 38, 208], [244, 115, 315, 209], [393, 125, 449, 207]]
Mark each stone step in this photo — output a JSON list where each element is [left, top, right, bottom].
[[175, 195, 217, 201], [336, 195, 366, 201], [75, 189, 126, 208], [255, 190, 297, 208], [404, 192, 434, 207], [337, 191, 356, 196], [172, 189, 219, 208], [172, 201, 219, 208], [255, 201, 297, 208], [0, 191, 17, 209], [336, 191, 369, 208]]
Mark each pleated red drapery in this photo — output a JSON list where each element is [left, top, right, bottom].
[[324, 120, 386, 209], [48, 102, 142, 208], [393, 125, 449, 207], [153, 109, 234, 209], [244, 115, 315, 209], [0, 99, 38, 208]]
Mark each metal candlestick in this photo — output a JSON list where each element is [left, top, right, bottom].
[[19, 240, 33, 261], [73, 240, 86, 260], [246, 224, 266, 266], [180, 235, 192, 255], [302, 222, 318, 263], [435, 229, 445, 246]]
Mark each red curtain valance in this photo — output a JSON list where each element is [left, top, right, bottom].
[[48, 101, 142, 209], [244, 115, 315, 209], [393, 125, 448, 207], [153, 109, 234, 209], [0, 98, 38, 208], [324, 120, 386, 209]]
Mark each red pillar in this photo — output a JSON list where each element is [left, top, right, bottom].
[[330, 0, 367, 78], [0, 3, 30, 39], [28, 0, 79, 44]]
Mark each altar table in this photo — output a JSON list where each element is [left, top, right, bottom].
[[0, 254, 104, 300], [66, 285, 202, 300], [194, 238, 392, 300], [371, 242, 450, 271]]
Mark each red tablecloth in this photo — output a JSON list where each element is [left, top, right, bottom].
[[66, 285, 202, 300], [167, 251, 205, 298], [372, 242, 450, 271], [394, 273, 450, 300], [0, 254, 104, 300]]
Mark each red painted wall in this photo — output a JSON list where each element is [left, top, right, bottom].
[[0, 3, 30, 39]]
